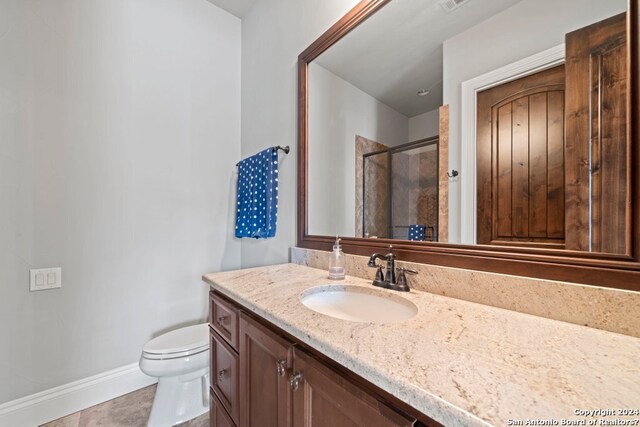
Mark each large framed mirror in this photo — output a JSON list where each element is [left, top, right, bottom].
[[298, 0, 639, 290]]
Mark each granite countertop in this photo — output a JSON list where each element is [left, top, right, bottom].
[[202, 263, 640, 427]]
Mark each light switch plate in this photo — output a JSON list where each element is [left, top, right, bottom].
[[30, 268, 62, 291]]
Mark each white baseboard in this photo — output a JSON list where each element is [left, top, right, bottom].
[[0, 363, 157, 427]]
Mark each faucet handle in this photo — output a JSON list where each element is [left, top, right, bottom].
[[394, 267, 417, 292], [367, 254, 381, 268], [372, 265, 386, 288]]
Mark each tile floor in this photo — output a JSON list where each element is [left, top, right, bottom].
[[40, 385, 209, 427]]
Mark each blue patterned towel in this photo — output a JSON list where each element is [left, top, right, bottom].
[[235, 148, 278, 239], [408, 224, 426, 241]]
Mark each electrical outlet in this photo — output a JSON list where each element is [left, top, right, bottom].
[[30, 268, 62, 291]]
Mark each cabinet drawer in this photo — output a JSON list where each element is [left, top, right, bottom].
[[210, 292, 239, 350], [211, 332, 239, 425], [211, 391, 235, 427]]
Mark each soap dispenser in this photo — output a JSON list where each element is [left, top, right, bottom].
[[328, 236, 346, 280]]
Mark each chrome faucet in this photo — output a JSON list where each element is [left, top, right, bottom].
[[367, 245, 417, 292]]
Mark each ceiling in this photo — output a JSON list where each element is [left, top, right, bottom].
[[314, 0, 523, 117], [205, 0, 257, 18]]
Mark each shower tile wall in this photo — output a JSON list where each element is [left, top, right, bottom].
[[392, 148, 438, 240], [391, 152, 410, 239], [355, 135, 388, 238], [416, 149, 438, 237], [438, 105, 449, 242]]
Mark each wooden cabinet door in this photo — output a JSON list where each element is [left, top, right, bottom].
[[291, 348, 414, 427], [239, 313, 293, 427]]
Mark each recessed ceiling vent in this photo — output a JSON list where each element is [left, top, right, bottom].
[[439, 0, 472, 13]]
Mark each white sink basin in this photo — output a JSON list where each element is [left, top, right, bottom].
[[300, 285, 418, 323]]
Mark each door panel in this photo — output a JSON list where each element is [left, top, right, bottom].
[[565, 12, 628, 254], [547, 91, 565, 239], [239, 313, 293, 427], [291, 348, 414, 427], [529, 92, 549, 238], [510, 96, 531, 238], [496, 104, 513, 238], [477, 65, 566, 247]]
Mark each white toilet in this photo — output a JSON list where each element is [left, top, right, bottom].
[[139, 323, 210, 427]]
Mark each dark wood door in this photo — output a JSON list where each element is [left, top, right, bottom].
[[239, 313, 293, 427], [476, 65, 566, 247], [291, 348, 414, 427], [565, 13, 629, 254]]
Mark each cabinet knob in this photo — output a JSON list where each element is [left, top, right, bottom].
[[216, 315, 228, 325], [276, 359, 287, 376], [289, 372, 303, 391], [217, 368, 228, 382]]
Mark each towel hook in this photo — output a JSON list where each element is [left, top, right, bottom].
[[447, 170, 459, 178]]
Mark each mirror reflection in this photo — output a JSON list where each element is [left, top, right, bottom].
[[307, 0, 629, 254]]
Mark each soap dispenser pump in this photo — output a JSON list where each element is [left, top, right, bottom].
[[328, 236, 346, 280]]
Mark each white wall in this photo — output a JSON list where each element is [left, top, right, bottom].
[[408, 109, 439, 142], [442, 0, 627, 242], [239, 0, 365, 267], [307, 63, 408, 237], [0, 0, 241, 404]]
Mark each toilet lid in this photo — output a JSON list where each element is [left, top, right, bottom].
[[143, 323, 209, 356]]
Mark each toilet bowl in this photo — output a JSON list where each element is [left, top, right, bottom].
[[139, 323, 210, 427]]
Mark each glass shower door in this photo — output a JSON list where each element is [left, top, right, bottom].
[[362, 151, 389, 239], [389, 142, 438, 241]]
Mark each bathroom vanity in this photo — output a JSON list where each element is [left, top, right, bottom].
[[203, 263, 640, 427], [207, 279, 421, 426]]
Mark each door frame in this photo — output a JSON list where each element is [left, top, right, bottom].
[[459, 44, 565, 244]]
